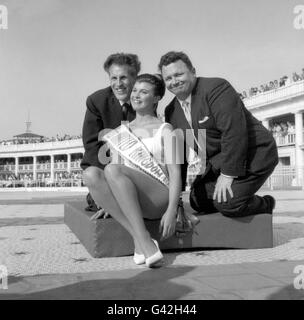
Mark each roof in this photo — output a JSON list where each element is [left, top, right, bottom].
[[13, 132, 44, 139]]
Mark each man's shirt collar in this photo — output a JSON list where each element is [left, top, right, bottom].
[[177, 95, 192, 108], [119, 100, 131, 106]]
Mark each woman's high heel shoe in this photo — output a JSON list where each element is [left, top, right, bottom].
[[133, 252, 146, 265], [145, 239, 163, 268]]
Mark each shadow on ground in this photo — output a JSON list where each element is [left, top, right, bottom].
[[273, 223, 304, 246], [267, 285, 304, 300], [0, 266, 195, 300]]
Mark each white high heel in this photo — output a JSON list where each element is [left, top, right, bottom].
[[145, 239, 163, 268], [133, 252, 146, 265]]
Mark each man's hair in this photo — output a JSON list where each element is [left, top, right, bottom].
[[135, 74, 166, 99], [158, 51, 194, 71], [103, 53, 141, 76]]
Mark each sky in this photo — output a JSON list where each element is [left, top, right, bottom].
[[0, 0, 303, 140]]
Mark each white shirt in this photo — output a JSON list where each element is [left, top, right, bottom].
[[177, 95, 192, 127], [178, 95, 236, 179]]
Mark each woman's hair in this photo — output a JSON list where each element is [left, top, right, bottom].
[[135, 73, 166, 99], [134, 74, 166, 117]]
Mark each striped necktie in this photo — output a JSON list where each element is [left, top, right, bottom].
[[181, 100, 192, 127]]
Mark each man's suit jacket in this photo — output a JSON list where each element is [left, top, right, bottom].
[[81, 87, 135, 170], [165, 77, 278, 185]]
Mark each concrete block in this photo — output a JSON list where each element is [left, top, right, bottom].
[[64, 201, 273, 258]]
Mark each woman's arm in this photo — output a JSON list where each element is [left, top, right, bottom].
[[159, 124, 183, 239]]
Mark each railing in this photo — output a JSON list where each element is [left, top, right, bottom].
[[0, 179, 84, 188], [244, 80, 304, 109], [54, 162, 68, 169], [1, 166, 303, 189], [185, 165, 303, 190], [274, 133, 296, 146], [0, 161, 82, 172], [0, 139, 83, 152], [0, 165, 15, 171], [70, 161, 82, 168], [263, 166, 304, 189], [36, 163, 51, 170], [18, 164, 33, 171], [272, 131, 304, 147]]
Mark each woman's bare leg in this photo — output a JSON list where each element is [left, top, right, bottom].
[[104, 164, 169, 258], [83, 166, 143, 254]]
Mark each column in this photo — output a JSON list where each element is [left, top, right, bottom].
[[295, 112, 304, 187], [67, 154, 71, 174], [262, 119, 270, 130], [50, 155, 54, 181], [33, 156, 37, 181], [15, 157, 19, 177]]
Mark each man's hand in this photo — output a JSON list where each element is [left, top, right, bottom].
[[213, 174, 234, 203]]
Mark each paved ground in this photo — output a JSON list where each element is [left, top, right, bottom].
[[0, 189, 304, 300]]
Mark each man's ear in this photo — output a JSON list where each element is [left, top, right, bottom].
[[192, 68, 196, 75]]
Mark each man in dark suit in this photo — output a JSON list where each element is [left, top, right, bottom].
[[81, 53, 140, 215], [159, 51, 278, 217]]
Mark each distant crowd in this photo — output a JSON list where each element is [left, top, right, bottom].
[[0, 171, 82, 181], [0, 171, 83, 188], [0, 134, 82, 146], [0, 158, 82, 168], [0, 158, 82, 171], [239, 68, 304, 99], [46, 134, 82, 142], [269, 121, 295, 137]]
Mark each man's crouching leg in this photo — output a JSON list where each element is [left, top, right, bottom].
[[190, 169, 275, 217], [214, 194, 275, 218], [213, 172, 276, 217]]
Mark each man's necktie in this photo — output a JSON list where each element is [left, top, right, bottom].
[[182, 100, 199, 165], [122, 103, 130, 121], [181, 101, 192, 127]]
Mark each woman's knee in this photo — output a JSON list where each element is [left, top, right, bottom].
[[83, 166, 104, 188], [104, 164, 122, 182]]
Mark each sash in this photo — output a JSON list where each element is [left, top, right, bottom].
[[102, 124, 169, 188]]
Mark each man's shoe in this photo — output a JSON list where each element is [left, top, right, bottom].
[[85, 193, 100, 212], [263, 195, 276, 214], [85, 193, 112, 219]]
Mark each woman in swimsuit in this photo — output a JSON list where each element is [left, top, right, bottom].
[[104, 74, 182, 268]]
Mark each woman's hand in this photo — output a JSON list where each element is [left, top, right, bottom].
[[159, 209, 177, 240]]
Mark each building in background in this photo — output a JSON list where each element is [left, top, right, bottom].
[[244, 78, 304, 189], [1, 78, 304, 190]]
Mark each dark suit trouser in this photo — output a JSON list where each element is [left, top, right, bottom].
[[190, 164, 275, 217]]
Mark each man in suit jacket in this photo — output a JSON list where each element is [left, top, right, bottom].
[[81, 53, 140, 215], [159, 51, 278, 217]]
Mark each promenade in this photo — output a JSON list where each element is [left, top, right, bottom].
[[0, 189, 304, 300]]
